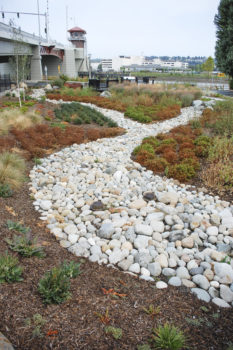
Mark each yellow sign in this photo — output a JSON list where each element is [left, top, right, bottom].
[[218, 73, 225, 77], [58, 65, 61, 73]]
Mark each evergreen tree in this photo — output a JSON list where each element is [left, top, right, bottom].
[[214, 0, 233, 86]]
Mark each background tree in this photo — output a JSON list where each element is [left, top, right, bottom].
[[201, 56, 215, 76], [214, 0, 233, 89], [9, 23, 31, 105]]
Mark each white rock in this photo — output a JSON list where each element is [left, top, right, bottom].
[[40, 200, 52, 210], [148, 262, 161, 276], [64, 224, 78, 235], [214, 263, 233, 284], [191, 288, 210, 303], [135, 224, 153, 236], [156, 281, 168, 289], [129, 263, 140, 274], [169, 277, 182, 286], [129, 199, 147, 210], [207, 226, 218, 236], [192, 274, 210, 290], [68, 233, 79, 244], [176, 267, 190, 280], [220, 285, 233, 303], [150, 221, 164, 233], [212, 297, 230, 308], [155, 254, 168, 268], [134, 235, 150, 249]]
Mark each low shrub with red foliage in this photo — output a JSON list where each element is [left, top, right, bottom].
[[155, 144, 175, 155], [163, 150, 178, 164], [46, 93, 126, 112], [156, 104, 181, 121], [0, 135, 16, 152], [64, 83, 82, 89], [11, 124, 123, 159]]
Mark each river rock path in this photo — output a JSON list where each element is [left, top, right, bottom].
[[29, 100, 233, 308]]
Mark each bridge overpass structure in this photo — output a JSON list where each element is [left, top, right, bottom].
[[0, 21, 89, 80]]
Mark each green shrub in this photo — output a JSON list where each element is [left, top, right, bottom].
[[133, 143, 155, 156], [142, 136, 160, 148], [5, 232, 46, 258], [53, 78, 65, 88], [0, 252, 23, 283], [60, 260, 81, 278], [180, 93, 194, 107], [38, 266, 71, 304], [151, 323, 187, 350], [168, 163, 196, 182], [105, 326, 122, 340], [125, 107, 152, 123], [6, 220, 29, 234], [0, 183, 13, 198]]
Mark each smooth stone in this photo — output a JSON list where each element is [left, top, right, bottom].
[[182, 237, 194, 248], [155, 254, 168, 268], [98, 222, 115, 239], [40, 200, 52, 210], [212, 297, 230, 308], [208, 286, 219, 298], [147, 212, 165, 222], [68, 233, 79, 244], [129, 263, 140, 274], [135, 224, 153, 236], [192, 275, 210, 290], [204, 269, 214, 281], [214, 263, 233, 284], [182, 279, 196, 288], [190, 267, 204, 276], [64, 224, 78, 235], [176, 267, 190, 280], [168, 277, 182, 287], [220, 285, 233, 303], [162, 268, 176, 277], [134, 235, 150, 249], [141, 267, 150, 276], [150, 221, 164, 233], [90, 200, 104, 211], [207, 226, 218, 236], [143, 192, 155, 201], [129, 199, 147, 210], [156, 281, 168, 289], [191, 288, 210, 303], [148, 262, 162, 276]]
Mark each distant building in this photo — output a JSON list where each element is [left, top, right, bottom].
[[100, 55, 189, 72]]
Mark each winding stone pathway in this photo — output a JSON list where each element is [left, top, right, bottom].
[[29, 101, 233, 307]]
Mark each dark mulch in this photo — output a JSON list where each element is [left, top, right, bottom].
[[0, 164, 233, 350]]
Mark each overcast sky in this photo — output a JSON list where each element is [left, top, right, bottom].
[[1, 0, 220, 58]]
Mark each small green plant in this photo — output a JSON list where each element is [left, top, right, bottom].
[[5, 231, 46, 258], [33, 157, 42, 165], [137, 345, 151, 350], [105, 326, 122, 340], [185, 317, 203, 327], [25, 313, 47, 338], [151, 323, 187, 350], [143, 304, 161, 317], [6, 220, 29, 233], [200, 306, 209, 313], [38, 266, 71, 304], [0, 183, 13, 198], [212, 313, 220, 319], [226, 342, 233, 350], [0, 252, 23, 283], [60, 260, 81, 278], [221, 255, 231, 264]]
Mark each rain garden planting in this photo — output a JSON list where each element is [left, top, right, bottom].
[[133, 99, 233, 198], [0, 87, 233, 350]]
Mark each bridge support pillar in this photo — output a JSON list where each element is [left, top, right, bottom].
[[31, 46, 42, 80]]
